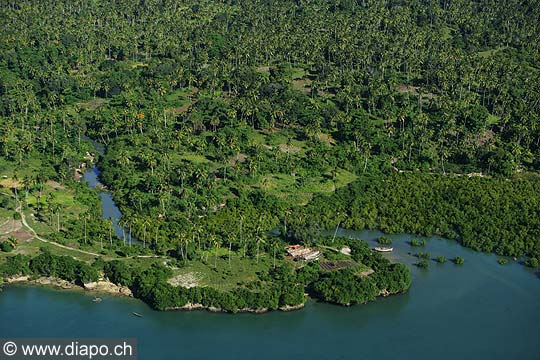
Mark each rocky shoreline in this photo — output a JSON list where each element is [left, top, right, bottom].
[[166, 301, 305, 314], [83, 280, 133, 297], [3, 276, 132, 297], [1, 277, 397, 314], [2, 278, 305, 314]]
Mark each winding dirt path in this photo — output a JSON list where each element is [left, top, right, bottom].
[[2, 192, 167, 261], [18, 203, 102, 257], [2, 191, 101, 257]]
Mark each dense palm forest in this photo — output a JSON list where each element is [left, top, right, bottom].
[[1, 0, 539, 307]]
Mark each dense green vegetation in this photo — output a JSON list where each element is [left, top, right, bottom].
[[0, 237, 16, 252], [411, 239, 426, 247], [314, 241, 411, 305], [305, 173, 540, 259], [0, 0, 539, 308], [525, 258, 539, 268], [378, 236, 392, 245], [128, 236, 411, 311], [0, 238, 410, 311], [0, 250, 99, 285]]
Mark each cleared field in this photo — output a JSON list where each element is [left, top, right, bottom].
[[169, 251, 281, 291], [253, 168, 357, 206]]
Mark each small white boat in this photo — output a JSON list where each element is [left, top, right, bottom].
[[92, 297, 102, 302], [374, 247, 393, 252]]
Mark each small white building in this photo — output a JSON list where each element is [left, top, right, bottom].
[[286, 245, 320, 261]]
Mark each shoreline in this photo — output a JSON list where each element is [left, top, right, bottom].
[[1, 276, 404, 314], [3, 276, 133, 298], [165, 302, 305, 314], [1, 278, 309, 314]]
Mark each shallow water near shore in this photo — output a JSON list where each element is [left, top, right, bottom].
[[1, 230, 539, 360]]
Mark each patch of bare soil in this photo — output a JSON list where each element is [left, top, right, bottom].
[[167, 102, 192, 114], [317, 133, 336, 145], [256, 66, 270, 73], [229, 153, 247, 165], [0, 178, 20, 188], [279, 143, 301, 153], [292, 78, 312, 94], [77, 98, 107, 110], [0, 218, 22, 235], [168, 272, 203, 288], [8, 228, 33, 242], [46, 180, 65, 190], [396, 84, 437, 102], [396, 84, 420, 94]]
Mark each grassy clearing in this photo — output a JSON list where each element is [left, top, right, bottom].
[[23, 211, 52, 235], [292, 79, 312, 94], [332, 168, 358, 188], [123, 256, 166, 271], [248, 130, 268, 145], [128, 61, 149, 69], [7, 239, 99, 263], [290, 67, 307, 80], [22, 186, 87, 236], [257, 173, 296, 191], [317, 133, 336, 145], [170, 252, 280, 291], [26, 189, 79, 208], [76, 98, 108, 111], [0, 158, 48, 181], [274, 192, 314, 206], [173, 152, 211, 164], [164, 88, 194, 107], [1, 184, 86, 238], [487, 114, 500, 125], [163, 87, 198, 114], [249, 129, 308, 155], [253, 168, 357, 206], [0, 208, 14, 218], [477, 46, 507, 58]]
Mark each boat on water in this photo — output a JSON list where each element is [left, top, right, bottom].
[[92, 297, 102, 303], [374, 247, 393, 252], [133, 312, 143, 318]]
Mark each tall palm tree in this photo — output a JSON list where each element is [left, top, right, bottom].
[[108, 218, 113, 246], [83, 214, 88, 245], [141, 216, 151, 248], [227, 236, 232, 268], [211, 235, 220, 269], [256, 235, 266, 264], [272, 239, 280, 269]]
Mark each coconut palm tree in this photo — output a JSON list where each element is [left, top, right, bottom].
[[211, 235, 220, 269], [256, 235, 266, 264], [271, 239, 280, 269]]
